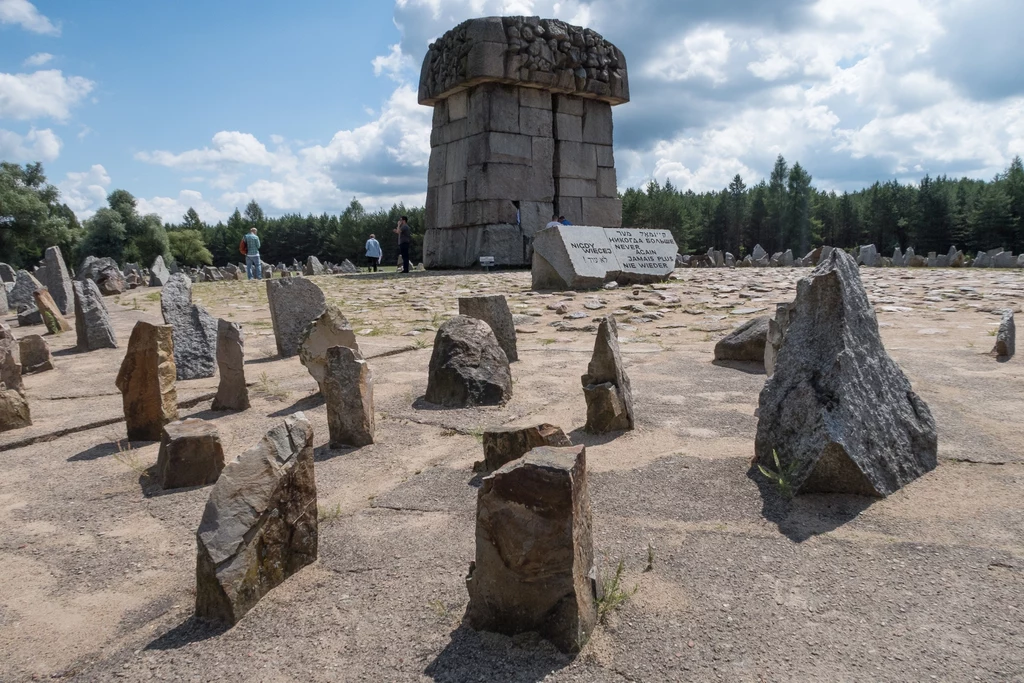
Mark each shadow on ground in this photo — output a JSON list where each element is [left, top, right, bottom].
[[269, 393, 325, 417], [145, 616, 228, 651], [567, 427, 628, 448], [711, 359, 766, 375], [68, 441, 122, 462], [424, 623, 572, 683]]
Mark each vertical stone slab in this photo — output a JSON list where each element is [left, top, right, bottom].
[[9, 270, 42, 310], [212, 319, 249, 411], [581, 315, 634, 433], [266, 278, 327, 358], [298, 306, 358, 392], [157, 419, 225, 490], [466, 444, 596, 652], [481, 424, 571, 472], [43, 246, 74, 315], [32, 289, 72, 334], [458, 294, 518, 362], [195, 413, 317, 626], [161, 274, 217, 380], [0, 324, 23, 395], [323, 346, 374, 448], [73, 279, 117, 350], [115, 321, 178, 441]]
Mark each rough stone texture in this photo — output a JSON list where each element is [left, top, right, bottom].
[[425, 316, 512, 407], [994, 310, 1015, 359], [764, 302, 795, 377], [149, 255, 171, 287], [323, 346, 375, 448], [19, 335, 54, 374], [581, 315, 633, 433], [195, 414, 317, 626], [466, 444, 596, 653], [160, 274, 217, 380], [714, 317, 769, 363], [482, 423, 571, 472], [212, 319, 249, 411], [42, 246, 74, 315], [755, 249, 938, 497], [17, 304, 41, 327], [72, 279, 117, 350], [858, 244, 879, 267], [115, 322, 178, 441], [420, 17, 629, 268], [303, 256, 325, 276], [9, 270, 43, 310], [0, 284, 7, 313], [266, 278, 327, 358], [0, 263, 14, 283], [156, 419, 225, 490], [0, 386, 31, 432], [0, 326, 23, 394], [459, 294, 518, 362], [32, 288, 72, 334], [298, 306, 359, 391]]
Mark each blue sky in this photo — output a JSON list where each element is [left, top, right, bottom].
[[1, 0, 1022, 224]]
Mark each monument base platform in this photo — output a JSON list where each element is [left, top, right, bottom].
[[423, 225, 532, 269]]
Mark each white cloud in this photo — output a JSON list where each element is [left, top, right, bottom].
[[135, 131, 277, 170], [644, 27, 732, 84], [0, 0, 58, 35], [372, 44, 414, 81], [22, 52, 54, 67], [0, 70, 95, 121], [0, 126, 60, 161], [137, 190, 229, 224], [58, 164, 111, 218]]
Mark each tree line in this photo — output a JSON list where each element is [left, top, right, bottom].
[[622, 155, 1024, 258], [3, 156, 1023, 270]]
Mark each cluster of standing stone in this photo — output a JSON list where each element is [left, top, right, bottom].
[[681, 243, 1024, 269], [419, 16, 629, 268]]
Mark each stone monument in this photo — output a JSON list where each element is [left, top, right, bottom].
[[418, 16, 629, 268]]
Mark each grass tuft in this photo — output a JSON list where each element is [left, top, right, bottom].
[[597, 558, 638, 624]]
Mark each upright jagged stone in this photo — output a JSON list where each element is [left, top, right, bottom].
[[298, 305, 358, 392], [115, 322, 178, 441], [466, 444, 596, 652], [303, 256, 325, 276], [195, 413, 317, 626], [0, 324, 23, 394], [323, 346, 374, 447], [157, 419, 225, 490], [149, 255, 171, 287], [425, 316, 512, 407], [266, 278, 327, 358], [78, 255, 126, 295], [212, 319, 249, 411], [33, 289, 72, 334], [161, 274, 217, 380], [459, 294, 518, 362], [581, 315, 633, 433], [481, 423, 571, 472], [9, 270, 42, 310], [755, 250, 938, 497], [19, 335, 54, 374], [994, 310, 1015, 359], [73, 279, 117, 350], [42, 246, 74, 315]]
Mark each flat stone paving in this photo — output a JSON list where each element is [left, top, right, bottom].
[[0, 268, 1022, 681]]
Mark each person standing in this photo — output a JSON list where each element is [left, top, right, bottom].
[[394, 216, 412, 273], [545, 214, 562, 229], [243, 227, 262, 279], [365, 233, 382, 272]]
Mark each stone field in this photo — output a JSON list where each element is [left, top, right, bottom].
[[1, 266, 1023, 681]]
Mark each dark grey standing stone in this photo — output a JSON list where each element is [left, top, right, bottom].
[[17, 304, 41, 327], [338, 259, 358, 274], [466, 444, 596, 653], [149, 255, 171, 287], [425, 316, 512, 407], [323, 346, 374, 447], [0, 263, 15, 283], [303, 256, 325, 276], [19, 334, 54, 374], [9, 270, 42, 310], [713, 316, 769, 363], [581, 315, 633, 433], [481, 423, 571, 472], [160, 274, 217, 380], [156, 419, 225, 490], [72, 279, 117, 350], [43, 246, 74, 315], [755, 249, 938, 497], [459, 294, 518, 362], [212, 319, 249, 411], [195, 413, 317, 626], [266, 278, 327, 358], [994, 310, 1015, 359]]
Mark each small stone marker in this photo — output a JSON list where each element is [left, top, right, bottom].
[[32, 288, 72, 334], [481, 423, 571, 472], [0, 386, 31, 432], [212, 319, 249, 411], [994, 310, 1015, 359], [157, 419, 225, 490], [19, 335, 54, 374], [161, 274, 217, 380], [298, 306, 358, 392], [115, 322, 178, 441], [581, 315, 634, 433], [195, 413, 317, 626], [149, 255, 171, 287], [426, 316, 512, 407], [43, 246, 74, 315], [714, 316, 769, 363], [755, 250, 938, 497], [458, 294, 518, 362], [323, 346, 374, 447], [266, 277, 327, 357], [466, 444, 596, 652], [533, 225, 677, 290], [72, 279, 117, 350], [0, 327, 23, 394]]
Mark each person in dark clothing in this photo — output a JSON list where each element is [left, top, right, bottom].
[[394, 216, 412, 273]]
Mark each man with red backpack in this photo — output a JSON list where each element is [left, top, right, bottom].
[[241, 227, 262, 279]]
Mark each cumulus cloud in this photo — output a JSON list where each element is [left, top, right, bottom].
[[58, 164, 111, 218], [135, 131, 277, 170], [137, 190, 230, 224], [22, 52, 54, 67], [372, 44, 415, 81], [0, 0, 58, 35], [0, 126, 60, 162], [0, 69, 95, 121]]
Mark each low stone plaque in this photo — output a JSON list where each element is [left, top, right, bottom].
[[532, 225, 677, 290], [605, 228, 677, 283]]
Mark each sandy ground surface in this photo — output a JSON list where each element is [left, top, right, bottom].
[[0, 266, 1022, 682]]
